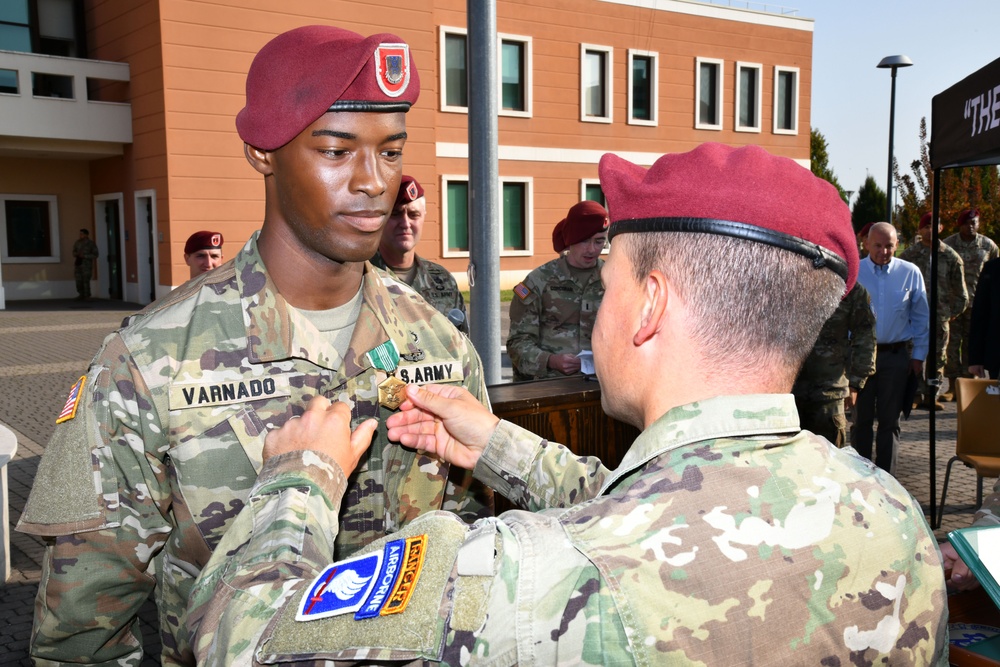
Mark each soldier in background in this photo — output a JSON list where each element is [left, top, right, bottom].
[[507, 200, 608, 381], [18, 25, 492, 666], [943, 207, 999, 399], [72, 228, 99, 301], [183, 230, 225, 279], [900, 212, 968, 410], [372, 175, 468, 333], [186, 143, 946, 666], [792, 283, 876, 447]]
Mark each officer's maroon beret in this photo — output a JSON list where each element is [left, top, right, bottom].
[[184, 231, 224, 255], [394, 175, 425, 210], [958, 208, 980, 225], [919, 212, 934, 229], [237, 25, 420, 151], [552, 200, 610, 253], [600, 142, 858, 291]]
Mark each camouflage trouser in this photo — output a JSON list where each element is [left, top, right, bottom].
[[946, 310, 971, 378], [74, 264, 93, 299], [794, 397, 847, 448], [918, 318, 949, 398]]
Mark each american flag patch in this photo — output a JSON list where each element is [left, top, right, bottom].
[[56, 376, 86, 424], [513, 282, 531, 301]]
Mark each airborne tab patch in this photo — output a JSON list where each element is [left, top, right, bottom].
[[168, 374, 292, 410], [397, 361, 463, 385]]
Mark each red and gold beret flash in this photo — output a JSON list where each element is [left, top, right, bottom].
[[599, 142, 858, 291], [552, 200, 610, 253], [958, 208, 980, 225], [184, 231, 224, 255], [394, 175, 425, 210], [237, 25, 420, 151]]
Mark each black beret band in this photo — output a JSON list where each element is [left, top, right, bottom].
[[328, 100, 413, 112], [608, 216, 848, 281]]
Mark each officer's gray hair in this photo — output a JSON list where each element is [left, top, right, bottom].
[[619, 232, 842, 382]]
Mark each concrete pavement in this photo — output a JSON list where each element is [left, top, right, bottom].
[[0, 298, 986, 665]]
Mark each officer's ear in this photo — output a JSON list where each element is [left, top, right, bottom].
[[634, 269, 668, 347], [245, 143, 274, 176]]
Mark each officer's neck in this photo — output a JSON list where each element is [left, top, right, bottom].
[[380, 244, 415, 272]]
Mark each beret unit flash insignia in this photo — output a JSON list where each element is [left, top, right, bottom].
[[375, 43, 410, 98]]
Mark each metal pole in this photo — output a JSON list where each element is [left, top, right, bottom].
[[929, 173, 941, 527], [467, 0, 502, 385], [886, 67, 898, 224]]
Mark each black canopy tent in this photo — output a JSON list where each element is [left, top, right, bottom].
[[926, 56, 1000, 527]]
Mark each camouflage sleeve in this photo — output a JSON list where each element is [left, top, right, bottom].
[[474, 420, 613, 511], [506, 277, 551, 379], [23, 335, 171, 666], [847, 284, 877, 390], [989, 238, 1000, 262], [188, 450, 348, 666], [950, 255, 970, 318]]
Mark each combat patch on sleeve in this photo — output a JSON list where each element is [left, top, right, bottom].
[[513, 282, 532, 301], [56, 375, 86, 424]]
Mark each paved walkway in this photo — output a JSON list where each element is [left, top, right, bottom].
[[0, 299, 985, 665]]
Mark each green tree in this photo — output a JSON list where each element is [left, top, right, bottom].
[[852, 175, 887, 233], [811, 128, 846, 200]]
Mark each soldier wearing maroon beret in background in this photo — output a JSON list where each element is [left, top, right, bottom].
[[182, 230, 225, 279], [186, 143, 946, 666], [507, 200, 609, 381], [19, 25, 493, 666], [371, 175, 469, 333]]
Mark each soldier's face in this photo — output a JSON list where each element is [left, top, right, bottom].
[[566, 231, 609, 269], [185, 249, 224, 278], [264, 111, 407, 264], [382, 198, 425, 255], [868, 228, 897, 265], [961, 216, 979, 239]]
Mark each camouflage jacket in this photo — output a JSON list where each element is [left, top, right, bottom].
[[507, 255, 603, 381], [187, 394, 947, 666], [792, 283, 876, 402], [900, 241, 969, 321], [17, 233, 493, 666], [944, 232, 1000, 300], [371, 252, 468, 334], [72, 237, 99, 261]]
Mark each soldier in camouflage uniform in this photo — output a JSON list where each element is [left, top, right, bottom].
[[943, 208, 999, 397], [372, 175, 469, 333], [507, 200, 608, 381], [17, 26, 492, 666], [187, 144, 947, 666], [900, 213, 968, 409], [72, 228, 99, 300], [791, 282, 876, 447]]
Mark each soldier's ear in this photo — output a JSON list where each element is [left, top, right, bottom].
[[245, 143, 274, 176], [635, 270, 668, 346]]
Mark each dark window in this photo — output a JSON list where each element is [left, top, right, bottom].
[[5, 200, 52, 257]]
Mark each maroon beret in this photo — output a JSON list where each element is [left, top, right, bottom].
[[599, 143, 857, 291], [959, 208, 981, 225], [184, 231, 224, 255], [237, 25, 420, 151], [552, 200, 610, 253], [919, 212, 934, 229], [859, 222, 875, 238], [394, 175, 425, 210]]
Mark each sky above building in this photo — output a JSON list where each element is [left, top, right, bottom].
[[788, 0, 999, 208]]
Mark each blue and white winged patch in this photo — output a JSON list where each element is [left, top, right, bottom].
[[297, 549, 383, 621]]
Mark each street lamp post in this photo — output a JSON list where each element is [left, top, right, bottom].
[[877, 55, 913, 224]]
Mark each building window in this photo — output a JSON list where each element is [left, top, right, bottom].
[[628, 50, 657, 126], [440, 28, 468, 112], [581, 44, 613, 123], [443, 177, 469, 255], [502, 179, 532, 252], [735, 62, 762, 132], [500, 35, 531, 116], [695, 57, 723, 130], [774, 66, 799, 134], [1, 195, 60, 262], [0, 1, 31, 53], [442, 176, 532, 257], [581, 179, 606, 207]]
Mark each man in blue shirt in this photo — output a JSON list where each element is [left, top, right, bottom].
[[851, 221, 930, 473]]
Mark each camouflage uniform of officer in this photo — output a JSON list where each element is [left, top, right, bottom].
[[900, 220, 968, 403], [187, 144, 947, 666], [507, 201, 609, 381], [372, 253, 467, 333], [791, 283, 876, 447], [944, 209, 999, 391], [72, 230, 99, 300], [18, 27, 492, 667]]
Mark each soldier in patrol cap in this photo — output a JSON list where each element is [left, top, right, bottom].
[[507, 199, 609, 381], [371, 175, 469, 333], [186, 143, 946, 665], [19, 24, 492, 666], [183, 230, 226, 279]]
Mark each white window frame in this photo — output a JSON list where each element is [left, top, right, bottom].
[[441, 175, 534, 258], [694, 57, 724, 131], [579, 178, 604, 206], [580, 43, 613, 124], [439, 26, 468, 114], [498, 33, 532, 118], [773, 65, 800, 135], [627, 49, 658, 126], [0, 194, 60, 263], [734, 61, 762, 133]]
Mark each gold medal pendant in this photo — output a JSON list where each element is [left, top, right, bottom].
[[378, 374, 407, 410]]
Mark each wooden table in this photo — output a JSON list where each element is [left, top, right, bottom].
[[949, 586, 1000, 665]]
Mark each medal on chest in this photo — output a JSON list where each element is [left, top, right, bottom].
[[367, 340, 406, 410]]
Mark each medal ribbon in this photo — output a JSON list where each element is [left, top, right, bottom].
[[367, 340, 400, 373]]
